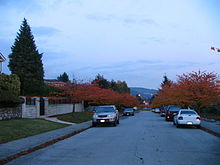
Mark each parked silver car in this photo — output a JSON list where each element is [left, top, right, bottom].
[[173, 109, 201, 128], [92, 105, 120, 127]]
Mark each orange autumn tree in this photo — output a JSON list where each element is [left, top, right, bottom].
[[151, 75, 176, 107], [151, 82, 175, 107], [50, 82, 139, 109], [152, 71, 220, 113], [175, 71, 220, 113]]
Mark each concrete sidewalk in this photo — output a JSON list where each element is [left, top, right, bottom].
[[0, 121, 92, 163], [44, 117, 76, 125]]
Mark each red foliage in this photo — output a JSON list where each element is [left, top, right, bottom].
[[49, 83, 139, 108], [152, 71, 220, 112]]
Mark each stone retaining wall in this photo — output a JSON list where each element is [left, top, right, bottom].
[[0, 106, 22, 120]]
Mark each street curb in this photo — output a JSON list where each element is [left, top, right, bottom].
[[0, 124, 92, 165], [200, 126, 220, 138], [202, 119, 217, 122]]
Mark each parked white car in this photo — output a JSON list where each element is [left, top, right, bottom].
[[154, 108, 160, 113], [173, 109, 201, 128]]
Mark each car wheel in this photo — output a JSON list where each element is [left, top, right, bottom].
[[113, 120, 117, 127], [176, 123, 180, 128], [92, 122, 97, 127]]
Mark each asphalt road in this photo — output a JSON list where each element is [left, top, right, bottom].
[[7, 111, 220, 165]]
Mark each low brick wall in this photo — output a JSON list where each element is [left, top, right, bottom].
[[74, 103, 84, 112], [21, 97, 40, 118], [46, 104, 74, 116], [22, 105, 39, 118], [0, 106, 22, 120]]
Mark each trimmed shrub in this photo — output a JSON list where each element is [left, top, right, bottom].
[[0, 74, 24, 107]]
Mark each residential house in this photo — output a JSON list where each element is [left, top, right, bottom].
[[44, 79, 67, 87], [0, 52, 6, 73], [216, 80, 220, 88]]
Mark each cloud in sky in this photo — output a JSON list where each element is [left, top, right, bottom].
[[32, 26, 60, 36], [0, 0, 219, 89], [123, 18, 157, 25], [86, 14, 115, 22]]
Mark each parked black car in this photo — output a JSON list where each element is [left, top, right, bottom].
[[123, 108, 134, 116], [160, 105, 169, 117], [165, 105, 181, 121]]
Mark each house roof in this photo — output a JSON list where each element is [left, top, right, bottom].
[[44, 79, 67, 87], [44, 79, 60, 82], [0, 52, 6, 62]]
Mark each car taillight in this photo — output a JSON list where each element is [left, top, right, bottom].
[[178, 116, 183, 120], [196, 117, 201, 121], [167, 112, 170, 115]]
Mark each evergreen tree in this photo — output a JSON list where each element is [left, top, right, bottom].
[[92, 74, 130, 93], [92, 74, 110, 89], [111, 80, 130, 93], [57, 72, 70, 82], [161, 74, 172, 88], [8, 18, 44, 95]]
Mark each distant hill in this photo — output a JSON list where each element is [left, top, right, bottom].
[[130, 87, 157, 99]]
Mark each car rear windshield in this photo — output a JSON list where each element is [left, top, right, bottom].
[[124, 108, 133, 112], [162, 105, 169, 110], [180, 111, 196, 115], [96, 107, 115, 113], [168, 106, 181, 111]]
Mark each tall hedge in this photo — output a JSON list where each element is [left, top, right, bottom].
[[0, 74, 23, 107]]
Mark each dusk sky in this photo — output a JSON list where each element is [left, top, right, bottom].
[[0, 0, 219, 89]]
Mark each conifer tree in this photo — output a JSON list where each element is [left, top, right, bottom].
[[57, 72, 70, 82], [8, 18, 44, 95], [161, 74, 172, 88]]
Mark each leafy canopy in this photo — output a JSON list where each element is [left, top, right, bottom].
[[152, 71, 220, 113]]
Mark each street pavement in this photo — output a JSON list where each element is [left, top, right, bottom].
[[0, 112, 220, 164]]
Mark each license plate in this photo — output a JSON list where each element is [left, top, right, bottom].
[[100, 120, 105, 122], [187, 122, 193, 125]]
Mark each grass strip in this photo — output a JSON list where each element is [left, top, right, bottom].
[[0, 118, 68, 144], [55, 112, 93, 123]]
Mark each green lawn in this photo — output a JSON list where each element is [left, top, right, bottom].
[[55, 112, 93, 123], [0, 118, 68, 144]]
